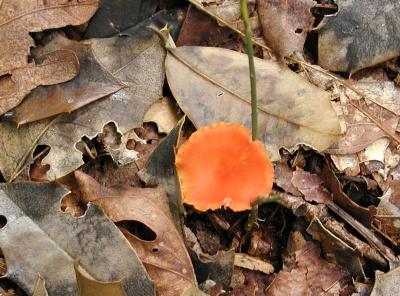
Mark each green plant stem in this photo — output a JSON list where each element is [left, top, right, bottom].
[[240, 0, 258, 141]]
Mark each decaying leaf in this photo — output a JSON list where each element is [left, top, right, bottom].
[[234, 253, 274, 275], [74, 261, 127, 296], [166, 46, 341, 160], [318, 0, 400, 73], [370, 266, 400, 296], [257, 0, 315, 58], [0, 182, 154, 295], [0, 32, 165, 181], [0, 50, 79, 116], [266, 242, 348, 295], [0, 0, 99, 115], [139, 118, 185, 232], [274, 157, 302, 196], [84, 0, 158, 38], [307, 218, 365, 278], [291, 168, 332, 204], [0, 0, 98, 75], [75, 172, 196, 296], [13, 34, 125, 125]]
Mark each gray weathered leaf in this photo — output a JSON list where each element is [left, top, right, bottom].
[[0, 182, 154, 295], [318, 0, 400, 73], [166, 46, 341, 160], [0, 33, 165, 181]]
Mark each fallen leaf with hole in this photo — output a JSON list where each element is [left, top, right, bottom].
[[144, 97, 181, 134], [0, 0, 99, 115], [166, 46, 342, 161], [176, 123, 273, 211], [0, 50, 79, 116], [0, 182, 153, 295], [75, 171, 196, 296], [257, 0, 315, 58], [0, 32, 165, 181], [138, 119, 185, 232], [12, 33, 125, 125], [74, 261, 127, 296], [318, 0, 400, 73]]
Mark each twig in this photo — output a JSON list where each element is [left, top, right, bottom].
[[240, 0, 258, 141]]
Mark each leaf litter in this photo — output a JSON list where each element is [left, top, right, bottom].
[[2, 0, 400, 295]]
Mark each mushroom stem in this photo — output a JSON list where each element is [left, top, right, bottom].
[[240, 0, 258, 141]]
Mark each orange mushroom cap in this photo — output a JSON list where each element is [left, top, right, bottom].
[[175, 122, 274, 211]]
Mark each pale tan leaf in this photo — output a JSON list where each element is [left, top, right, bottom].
[[74, 262, 127, 296], [144, 97, 181, 133], [166, 46, 341, 160]]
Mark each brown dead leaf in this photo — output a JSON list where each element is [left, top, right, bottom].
[[257, 0, 315, 59], [273, 156, 302, 196], [0, 0, 99, 115], [13, 34, 124, 125], [266, 242, 348, 296], [0, 50, 79, 116], [75, 171, 196, 296], [0, 32, 165, 181], [0, 0, 98, 75], [166, 46, 341, 161], [291, 168, 332, 204]]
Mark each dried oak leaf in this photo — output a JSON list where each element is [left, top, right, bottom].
[[166, 46, 341, 161], [75, 171, 196, 296], [0, 182, 154, 295], [13, 33, 125, 125], [0, 0, 99, 114], [318, 0, 400, 73], [0, 50, 79, 116], [266, 242, 348, 296], [257, 0, 315, 58], [0, 32, 165, 181]]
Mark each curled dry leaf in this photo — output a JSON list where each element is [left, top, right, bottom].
[[0, 32, 165, 181], [0, 182, 153, 295], [74, 261, 127, 296], [0, 50, 79, 116], [13, 34, 125, 125], [273, 157, 301, 196], [257, 0, 315, 58], [0, 0, 99, 115], [318, 0, 400, 73], [75, 171, 196, 296], [175, 123, 273, 211], [166, 46, 342, 161], [144, 97, 181, 134]]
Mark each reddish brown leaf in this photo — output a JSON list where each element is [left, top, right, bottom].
[[75, 171, 196, 296], [0, 50, 79, 115], [291, 168, 332, 204], [13, 34, 124, 125], [257, 0, 315, 58], [0, 0, 99, 114]]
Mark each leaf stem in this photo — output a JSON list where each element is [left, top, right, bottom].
[[240, 0, 258, 141]]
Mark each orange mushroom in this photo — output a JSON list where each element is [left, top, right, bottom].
[[175, 122, 274, 211]]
